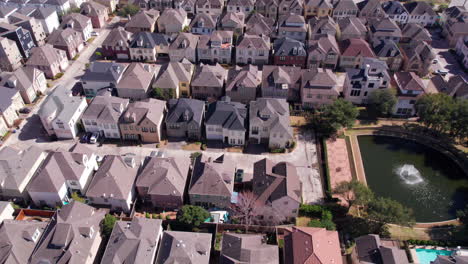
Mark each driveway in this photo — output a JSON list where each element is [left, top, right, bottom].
[[429, 29, 468, 80]]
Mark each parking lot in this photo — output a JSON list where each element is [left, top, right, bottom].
[[429, 29, 468, 80]]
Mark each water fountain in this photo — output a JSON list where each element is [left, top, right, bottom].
[[395, 164, 424, 185]]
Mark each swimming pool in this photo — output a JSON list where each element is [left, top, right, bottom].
[[415, 248, 453, 264]]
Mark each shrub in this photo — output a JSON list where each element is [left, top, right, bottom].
[[289, 141, 296, 149], [192, 227, 200, 232], [270, 148, 285, 153], [201, 144, 207, 150], [72, 54, 79, 60], [53, 72, 64, 80], [166, 215, 171, 220], [152, 213, 158, 219], [145, 212, 150, 218], [101, 214, 117, 237], [299, 204, 324, 218]]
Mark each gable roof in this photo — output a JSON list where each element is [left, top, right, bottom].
[[205, 97, 247, 131], [125, 9, 159, 29], [60, 13, 90, 31], [401, 23, 432, 42], [154, 61, 193, 90], [301, 68, 338, 91], [404, 1, 436, 16], [136, 157, 190, 197], [190, 13, 217, 28], [0, 86, 20, 111], [334, 0, 358, 11], [262, 65, 303, 87], [190, 154, 235, 197], [274, 37, 307, 56], [340, 38, 375, 57], [47, 27, 83, 47], [191, 63, 227, 88], [226, 65, 261, 92], [220, 233, 279, 264], [307, 34, 340, 55], [355, 234, 409, 263], [368, 17, 402, 38], [38, 88, 85, 125], [158, 8, 187, 26], [237, 34, 270, 50], [401, 41, 435, 62], [166, 98, 204, 125], [169, 32, 199, 50], [129, 32, 170, 49], [245, 13, 275, 36], [116, 62, 159, 91], [26, 44, 66, 67], [81, 61, 128, 83], [156, 231, 212, 264], [80, 1, 107, 17], [394, 71, 425, 91], [249, 98, 293, 138], [102, 26, 132, 48], [382, 1, 408, 15], [101, 218, 163, 264], [120, 98, 166, 126], [372, 40, 401, 57]]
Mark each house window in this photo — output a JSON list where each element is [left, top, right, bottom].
[[350, 90, 361, 96], [368, 83, 375, 88], [150, 127, 156, 133]]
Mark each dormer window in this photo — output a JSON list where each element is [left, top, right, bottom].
[[32, 229, 41, 242]]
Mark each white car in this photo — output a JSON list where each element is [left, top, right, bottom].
[[435, 69, 448, 76], [91, 31, 99, 36]]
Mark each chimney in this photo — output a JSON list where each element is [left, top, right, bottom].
[[124, 156, 136, 168], [364, 64, 370, 76]]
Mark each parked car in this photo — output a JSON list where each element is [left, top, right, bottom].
[[434, 69, 448, 76], [80, 132, 92, 143], [19, 107, 31, 114], [432, 59, 438, 64], [89, 132, 100, 144], [91, 31, 99, 36]]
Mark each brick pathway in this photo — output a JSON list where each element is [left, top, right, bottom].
[[326, 138, 353, 189]]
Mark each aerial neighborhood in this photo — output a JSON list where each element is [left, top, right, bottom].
[[0, 0, 467, 262]]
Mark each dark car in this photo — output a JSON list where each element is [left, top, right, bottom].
[[19, 107, 31, 114], [80, 132, 92, 143]]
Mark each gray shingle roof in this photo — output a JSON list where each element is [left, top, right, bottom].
[[116, 62, 159, 92], [190, 13, 217, 29], [102, 26, 132, 48], [156, 231, 212, 264], [394, 71, 425, 91], [191, 63, 227, 88], [382, 1, 407, 15], [26, 44, 66, 67], [226, 65, 261, 92], [372, 40, 400, 57], [338, 17, 367, 37], [101, 218, 163, 264], [245, 13, 275, 36], [301, 68, 338, 90], [137, 156, 190, 197], [190, 154, 235, 197], [81, 61, 128, 83], [333, 0, 358, 11], [220, 233, 279, 264], [274, 37, 307, 56], [166, 98, 204, 125], [237, 34, 270, 49], [0, 146, 45, 192], [130, 32, 171, 49], [401, 23, 431, 42], [60, 13, 90, 31], [404, 1, 436, 16], [82, 93, 129, 122], [158, 8, 187, 27], [249, 98, 293, 140], [85, 155, 139, 199], [120, 98, 166, 126], [153, 61, 193, 90], [29, 201, 106, 264], [47, 27, 83, 47], [125, 10, 159, 29], [169, 32, 199, 51], [0, 87, 19, 112], [206, 97, 246, 131], [38, 88, 86, 129]]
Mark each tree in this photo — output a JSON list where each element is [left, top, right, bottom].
[[368, 89, 397, 117], [415, 93, 455, 133], [101, 214, 117, 237], [152, 87, 176, 100], [71, 192, 85, 203], [176, 205, 210, 227], [230, 191, 262, 226], [316, 99, 359, 136], [333, 180, 374, 211], [457, 205, 468, 225], [367, 197, 415, 226], [449, 100, 468, 141], [117, 4, 140, 17]]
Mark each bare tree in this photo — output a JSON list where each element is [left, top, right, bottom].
[[230, 191, 262, 226]]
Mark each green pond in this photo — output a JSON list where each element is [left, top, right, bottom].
[[357, 135, 468, 222]]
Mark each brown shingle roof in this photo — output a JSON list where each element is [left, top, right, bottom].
[[340, 38, 375, 57]]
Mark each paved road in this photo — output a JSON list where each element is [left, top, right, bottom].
[[430, 29, 468, 80]]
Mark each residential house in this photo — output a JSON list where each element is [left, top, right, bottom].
[[404, 1, 437, 27], [0, 118, 7, 137], [153, 60, 194, 97], [255, 0, 279, 19], [81, 61, 128, 96], [401, 41, 435, 76], [0, 22, 35, 58], [278, 0, 303, 16], [337, 17, 367, 40], [343, 57, 390, 104], [27, 149, 97, 207], [0, 66, 47, 104], [277, 14, 307, 41], [308, 16, 337, 40], [382, 1, 408, 25], [220, 233, 279, 264], [261, 65, 302, 102], [339, 38, 376, 69], [457, 36, 468, 69], [157, 8, 189, 34], [81, 91, 129, 138], [372, 40, 402, 71], [352, 234, 409, 263], [283, 227, 343, 264], [273, 37, 307, 67], [442, 6, 468, 48], [169, 32, 199, 63], [195, 0, 224, 16], [301, 68, 339, 108], [252, 158, 301, 220], [18, 7, 60, 35], [401, 23, 432, 44], [226, 0, 254, 13], [0, 36, 22, 72], [140, 0, 173, 11], [307, 35, 340, 69], [0, 146, 46, 201], [367, 17, 402, 44], [205, 96, 247, 145], [236, 34, 271, 65], [38, 89, 87, 138], [433, 256, 468, 264], [190, 13, 217, 35], [304, 0, 333, 19], [174, 0, 196, 16], [219, 12, 244, 35], [156, 231, 212, 264], [358, 0, 387, 19], [119, 98, 166, 142], [428, 75, 468, 99], [80, 1, 108, 29], [393, 71, 425, 116], [86, 155, 139, 212], [101, 218, 163, 264], [0, 87, 24, 127], [332, 0, 359, 20], [101, 26, 133, 59], [116, 62, 159, 100], [136, 156, 190, 209], [29, 202, 106, 264], [249, 98, 293, 148], [26, 44, 69, 79], [197, 30, 234, 64], [94, 0, 117, 12], [226, 65, 261, 103], [61, 12, 92, 41], [245, 12, 275, 37], [0, 202, 14, 224], [189, 154, 236, 208], [125, 10, 159, 33], [191, 63, 227, 100], [165, 98, 204, 139], [129, 32, 171, 61], [47, 27, 84, 59], [8, 11, 46, 46], [0, 220, 47, 263]]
